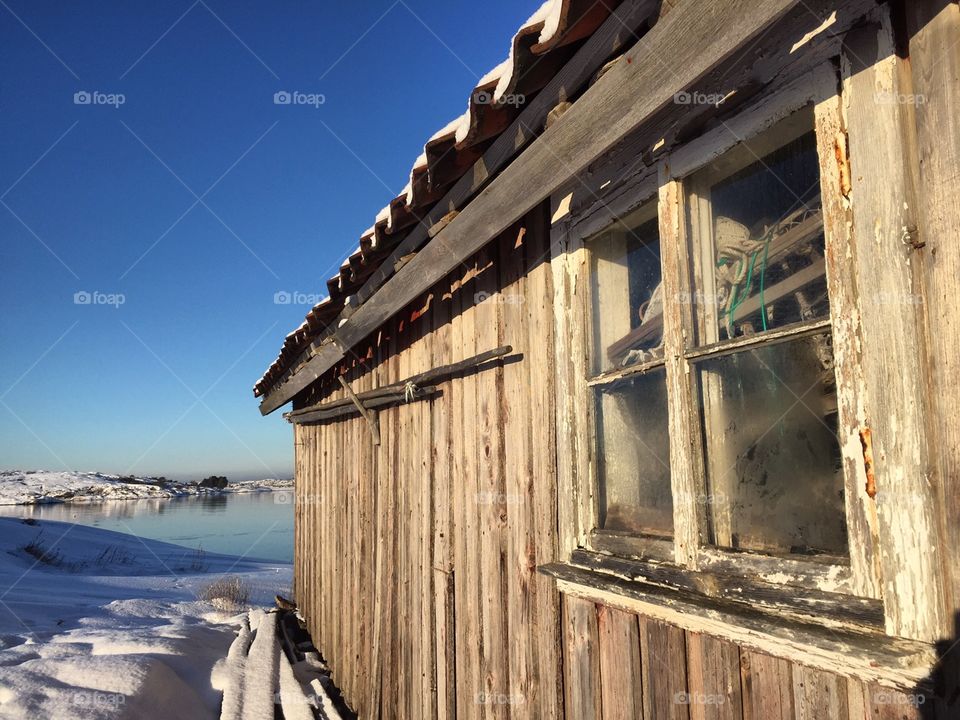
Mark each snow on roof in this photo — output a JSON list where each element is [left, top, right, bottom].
[[256, 0, 622, 397]]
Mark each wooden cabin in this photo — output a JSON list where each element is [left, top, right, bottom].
[[255, 0, 960, 717]]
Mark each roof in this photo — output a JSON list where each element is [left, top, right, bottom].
[[254, 0, 625, 398]]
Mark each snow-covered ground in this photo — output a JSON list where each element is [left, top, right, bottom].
[[0, 516, 292, 719], [0, 471, 293, 506]]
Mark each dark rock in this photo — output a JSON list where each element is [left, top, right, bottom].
[[198, 476, 228, 490]]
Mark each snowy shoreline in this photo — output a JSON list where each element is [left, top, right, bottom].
[[0, 516, 292, 719], [0, 471, 293, 506]]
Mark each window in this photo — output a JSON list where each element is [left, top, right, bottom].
[[584, 108, 849, 568], [586, 202, 673, 540], [685, 108, 846, 559]]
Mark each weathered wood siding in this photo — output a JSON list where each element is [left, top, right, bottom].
[[295, 208, 563, 720], [286, 3, 960, 717], [292, 204, 932, 719]]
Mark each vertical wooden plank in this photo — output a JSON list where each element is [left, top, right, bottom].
[[474, 241, 509, 719], [397, 316, 414, 720], [370, 332, 392, 718], [563, 597, 601, 720], [551, 195, 593, 557], [456, 254, 483, 720], [841, 10, 945, 639], [499, 222, 533, 714], [597, 607, 643, 720], [432, 279, 456, 720], [684, 633, 743, 720], [793, 664, 850, 720], [293, 424, 301, 606], [417, 301, 437, 720], [525, 203, 564, 720], [658, 170, 701, 567], [382, 325, 401, 720], [813, 77, 885, 602], [906, 0, 960, 642], [639, 617, 689, 720], [863, 683, 926, 720], [739, 650, 794, 720]]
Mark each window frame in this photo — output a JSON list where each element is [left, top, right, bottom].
[[550, 63, 885, 613], [582, 198, 676, 562]]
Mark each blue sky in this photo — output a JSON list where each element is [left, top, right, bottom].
[[0, 0, 530, 481]]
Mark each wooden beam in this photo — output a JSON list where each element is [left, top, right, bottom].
[[338, 376, 381, 446], [260, 0, 812, 414], [290, 386, 439, 424], [285, 345, 512, 419]]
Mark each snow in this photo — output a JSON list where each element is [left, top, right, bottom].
[[212, 608, 341, 720], [0, 471, 293, 506], [0, 516, 292, 719]]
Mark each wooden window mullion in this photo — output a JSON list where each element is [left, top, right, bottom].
[[658, 164, 702, 569]]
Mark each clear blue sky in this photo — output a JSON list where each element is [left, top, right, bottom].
[[0, 0, 530, 481]]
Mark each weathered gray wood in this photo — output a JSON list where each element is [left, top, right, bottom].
[[685, 633, 744, 720], [812, 73, 884, 601], [841, 13, 946, 641], [659, 170, 702, 568], [544, 563, 936, 692], [290, 386, 439, 424], [337, 376, 381, 445], [286, 344, 511, 419], [259, 0, 805, 414], [566, 549, 882, 628], [907, 0, 960, 630], [740, 649, 795, 720], [639, 616, 689, 720]]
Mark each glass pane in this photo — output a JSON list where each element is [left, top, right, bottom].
[[589, 206, 662, 374], [690, 115, 829, 344], [595, 369, 673, 537], [697, 333, 847, 556]]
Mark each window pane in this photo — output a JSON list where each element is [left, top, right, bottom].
[[589, 206, 662, 374], [697, 333, 847, 556], [595, 369, 673, 537], [689, 114, 828, 344]]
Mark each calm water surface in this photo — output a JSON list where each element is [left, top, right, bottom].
[[0, 492, 293, 562]]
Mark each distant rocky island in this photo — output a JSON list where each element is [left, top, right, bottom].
[[0, 470, 293, 505]]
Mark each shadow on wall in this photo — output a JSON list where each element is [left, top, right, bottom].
[[917, 612, 960, 718]]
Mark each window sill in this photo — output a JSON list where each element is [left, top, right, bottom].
[[539, 552, 935, 692]]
